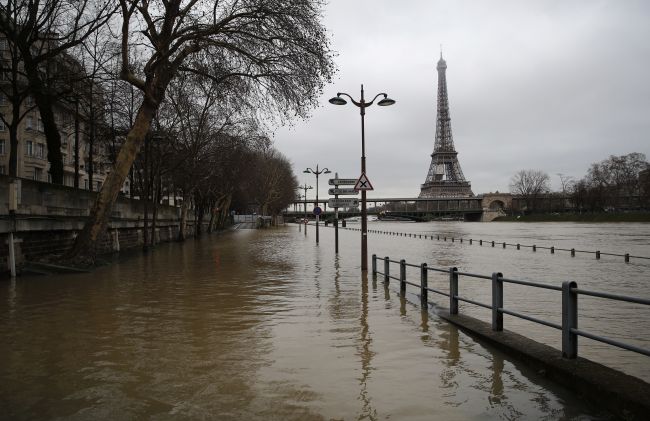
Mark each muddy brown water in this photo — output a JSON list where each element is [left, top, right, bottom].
[[1, 221, 648, 419]]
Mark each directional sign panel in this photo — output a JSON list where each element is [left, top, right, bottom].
[[328, 188, 359, 196], [328, 178, 357, 186], [328, 198, 359, 208]]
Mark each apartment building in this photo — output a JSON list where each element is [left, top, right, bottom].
[[0, 36, 108, 191]]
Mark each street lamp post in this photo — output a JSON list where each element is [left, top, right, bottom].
[[298, 183, 313, 226], [304, 165, 331, 244], [329, 84, 395, 271]]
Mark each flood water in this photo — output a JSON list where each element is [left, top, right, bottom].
[[1, 221, 648, 420]]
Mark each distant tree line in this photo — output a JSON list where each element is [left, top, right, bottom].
[[510, 153, 650, 214]]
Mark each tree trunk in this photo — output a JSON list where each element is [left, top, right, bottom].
[[8, 107, 19, 177], [22, 57, 64, 184], [178, 194, 189, 242], [64, 101, 157, 262]]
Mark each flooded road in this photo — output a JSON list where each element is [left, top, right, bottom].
[[1, 222, 647, 419]]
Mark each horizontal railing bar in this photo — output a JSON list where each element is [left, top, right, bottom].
[[404, 280, 420, 288], [573, 288, 650, 306], [425, 266, 448, 274], [456, 295, 492, 310], [572, 328, 650, 357], [456, 271, 492, 280], [500, 277, 562, 291], [404, 262, 421, 269], [499, 308, 562, 330], [387, 259, 401, 264], [388, 275, 401, 282], [426, 286, 449, 297]]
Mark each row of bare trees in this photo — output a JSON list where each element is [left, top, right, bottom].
[[510, 153, 649, 213], [1, 0, 335, 262]]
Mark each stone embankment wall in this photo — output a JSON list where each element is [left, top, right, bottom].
[[1, 175, 202, 272]]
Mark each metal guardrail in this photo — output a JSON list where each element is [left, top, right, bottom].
[[371, 254, 650, 359], [334, 226, 649, 262]]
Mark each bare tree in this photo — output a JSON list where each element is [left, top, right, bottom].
[[66, 0, 335, 262], [0, 0, 118, 184], [509, 169, 551, 213]]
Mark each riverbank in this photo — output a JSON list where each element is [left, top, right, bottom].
[[494, 212, 650, 222]]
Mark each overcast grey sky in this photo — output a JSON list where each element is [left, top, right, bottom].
[[273, 0, 650, 199]]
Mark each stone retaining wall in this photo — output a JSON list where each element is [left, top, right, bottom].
[[1, 175, 203, 274]]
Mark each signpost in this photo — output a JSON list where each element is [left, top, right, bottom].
[[328, 198, 359, 208], [328, 188, 359, 195], [328, 178, 357, 186], [328, 174, 361, 254]]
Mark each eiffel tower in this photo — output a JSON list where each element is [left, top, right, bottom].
[[419, 53, 474, 198]]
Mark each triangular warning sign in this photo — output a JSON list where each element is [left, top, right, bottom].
[[354, 173, 374, 191]]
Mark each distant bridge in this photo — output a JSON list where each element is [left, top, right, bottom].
[[285, 194, 512, 222]]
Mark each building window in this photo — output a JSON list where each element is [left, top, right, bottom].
[[26, 96, 34, 107], [0, 119, 5, 131], [33, 167, 42, 181], [0, 165, 5, 174], [36, 143, 44, 158], [37, 117, 44, 132], [96, 181, 102, 190], [84, 179, 88, 189], [25, 140, 33, 156], [0, 139, 5, 154], [0, 38, 8, 51], [26, 115, 33, 130], [0, 93, 6, 106]]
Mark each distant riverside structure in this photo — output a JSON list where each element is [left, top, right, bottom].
[[419, 53, 474, 198]]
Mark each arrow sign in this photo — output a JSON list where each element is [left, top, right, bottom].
[[313, 206, 322, 216], [354, 173, 374, 191], [328, 198, 359, 208], [328, 188, 359, 195], [328, 178, 357, 186]]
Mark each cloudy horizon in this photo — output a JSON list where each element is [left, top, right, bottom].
[[273, 0, 650, 200]]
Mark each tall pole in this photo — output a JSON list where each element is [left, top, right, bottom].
[[315, 171, 320, 244], [304, 166, 330, 245], [329, 86, 394, 272], [360, 85, 368, 271]]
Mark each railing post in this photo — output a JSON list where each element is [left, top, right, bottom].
[[625, 253, 630, 263], [502, 242, 506, 249], [533, 245, 536, 252], [596, 250, 600, 259], [449, 267, 459, 315], [517, 243, 520, 250], [491, 241, 495, 247], [571, 248, 575, 257], [469, 239, 473, 245], [384, 257, 390, 284], [372, 254, 377, 277], [491, 272, 503, 331], [480, 240, 483, 246], [400, 259, 406, 295], [551, 246, 554, 254], [420, 263, 428, 305], [562, 281, 578, 359]]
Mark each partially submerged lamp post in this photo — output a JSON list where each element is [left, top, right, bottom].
[[298, 183, 313, 224], [304, 165, 331, 244], [329, 85, 395, 271]]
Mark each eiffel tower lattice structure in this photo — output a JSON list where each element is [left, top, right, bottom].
[[419, 53, 474, 198]]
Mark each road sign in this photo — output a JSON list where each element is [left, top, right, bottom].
[[354, 173, 374, 191], [328, 178, 357, 186], [328, 188, 359, 196], [328, 198, 359, 208], [313, 206, 322, 216]]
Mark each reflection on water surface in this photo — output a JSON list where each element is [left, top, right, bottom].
[[2, 222, 642, 419]]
